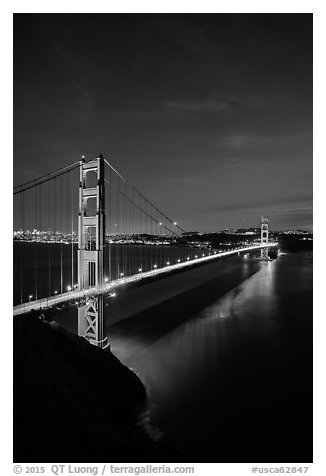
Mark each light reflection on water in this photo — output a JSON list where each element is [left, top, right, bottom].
[[111, 259, 278, 387], [109, 252, 312, 461]]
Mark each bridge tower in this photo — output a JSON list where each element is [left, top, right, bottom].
[[77, 156, 109, 349], [260, 216, 269, 260]]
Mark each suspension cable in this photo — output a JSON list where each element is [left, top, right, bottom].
[[104, 177, 178, 236], [103, 158, 185, 234], [13, 162, 80, 195]]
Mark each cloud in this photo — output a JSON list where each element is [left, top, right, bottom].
[[165, 97, 229, 114], [268, 207, 313, 229], [224, 132, 312, 150], [220, 156, 265, 169], [205, 194, 313, 214], [166, 176, 206, 186]]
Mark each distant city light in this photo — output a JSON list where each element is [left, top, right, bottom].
[[177, 259, 181, 263], [138, 268, 142, 272], [166, 261, 170, 265], [54, 290, 58, 295], [67, 286, 71, 291], [159, 222, 162, 226], [120, 273, 124, 277], [104, 277, 109, 282], [173, 222, 177, 225], [153, 264, 157, 269], [187, 257, 190, 260]]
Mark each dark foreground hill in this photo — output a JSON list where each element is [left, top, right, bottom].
[[14, 315, 175, 462]]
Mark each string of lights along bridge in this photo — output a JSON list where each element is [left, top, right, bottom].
[[13, 155, 277, 348]]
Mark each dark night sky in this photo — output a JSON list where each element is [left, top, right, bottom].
[[14, 14, 312, 231]]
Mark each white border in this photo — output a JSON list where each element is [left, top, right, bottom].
[[2, 2, 321, 475]]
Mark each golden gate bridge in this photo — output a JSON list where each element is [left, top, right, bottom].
[[13, 155, 277, 348]]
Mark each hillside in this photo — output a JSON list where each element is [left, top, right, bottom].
[[14, 315, 174, 462]]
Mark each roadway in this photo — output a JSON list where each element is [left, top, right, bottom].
[[13, 243, 277, 316]]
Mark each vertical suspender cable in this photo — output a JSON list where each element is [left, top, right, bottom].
[[67, 172, 70, 290], [71, 171, 74, 289], [35, 186, 38, 300], [53, 176, 56, 296], [122, 179, 124, 278], [48, 181, 51, 297], [39, 185, 42, 297], [126, 182, 129, 276], [140, 193, 142, 271], [124, 179, 127, 277], [138, 192, 141, 271], [60, 175, 63, 294], [116, 175, 120, 278], [150, 204, 153, 270], [144, 199, 147, 271], [159, 212, 161, 267], [20, 190, 23, 304], [140, 195, 143, 270], [131, 184, 133, 275], [132, 186, 134, 275], [109, 165, 112, 281]]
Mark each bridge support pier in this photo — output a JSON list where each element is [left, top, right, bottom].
[[260, 217, 269, 260], [78, 294, 107, 348], [77, 156, 109, 349]]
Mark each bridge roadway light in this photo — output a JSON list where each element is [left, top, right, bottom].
[[153, 264, 157, 269], [28, 295, 33, 302], [138, 268, 142, 273], [104, 277, 109, 283], [173, 222, 177, 226], [120, 273, 124, 277], [67, 285, 72, 291], [166, 261, 170, 266], [195, 255, 198, 259], [177, 259, 181, 263], [187, 257, 190, 260], [54, 290, 58, 295]]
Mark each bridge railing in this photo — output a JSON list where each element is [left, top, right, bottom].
[[13, 243, 277, 316]]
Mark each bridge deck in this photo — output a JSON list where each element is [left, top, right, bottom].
[[13, 243, 277, 316]]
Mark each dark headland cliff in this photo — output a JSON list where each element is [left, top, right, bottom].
[[14, 315, 175, 462]]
